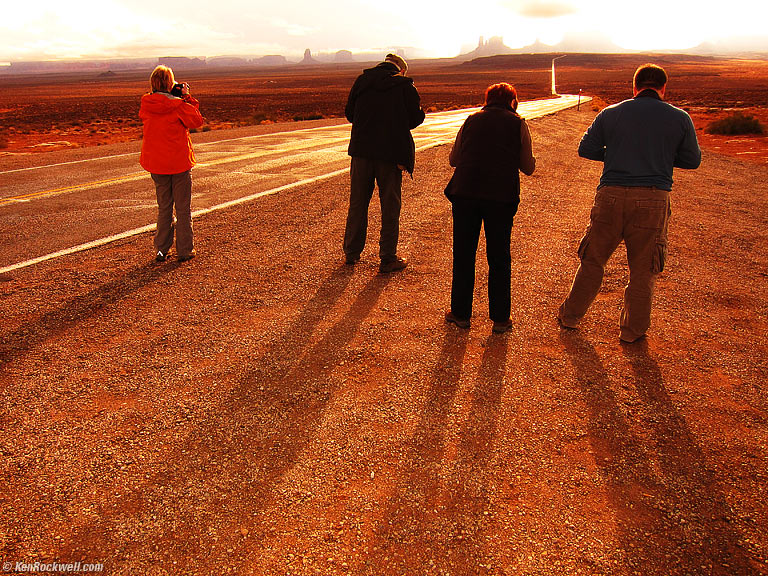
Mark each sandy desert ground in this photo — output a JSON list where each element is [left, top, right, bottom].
[[0, 55, 767, 575]]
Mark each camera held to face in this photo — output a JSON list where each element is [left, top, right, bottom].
[[170, 82, 187, 97]]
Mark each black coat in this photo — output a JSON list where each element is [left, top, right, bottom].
[[345, 62, 425, 174], [446, 104, 527, 205]]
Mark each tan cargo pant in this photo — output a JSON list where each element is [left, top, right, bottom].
[[558, 186, 670, 342], [152, 171, 194, 258]]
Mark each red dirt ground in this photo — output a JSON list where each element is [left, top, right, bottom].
[[1, 55, 767, 575], [2, 106, 767, 575]]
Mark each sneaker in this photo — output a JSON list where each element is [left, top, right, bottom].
[[345, 254, 360, 265], [379, 257, 407, 273], [178, 250, 196, 262], [445, 311, 470, 329], [492, 319, 513, 334], [155, 251, 166, 262]]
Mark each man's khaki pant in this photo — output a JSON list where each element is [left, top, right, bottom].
[[558, 186, 670, 342], [152, 171, 194, 258]]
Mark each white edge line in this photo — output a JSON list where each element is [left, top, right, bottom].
[[0, 168, 350, 275], [0, 140, 484, 275], [191, 167, 349, 218], [0, 152, 137, 175], [0, 224, 156, 274]]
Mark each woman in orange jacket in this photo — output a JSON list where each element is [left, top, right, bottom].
[[140, 65, 204, 262]]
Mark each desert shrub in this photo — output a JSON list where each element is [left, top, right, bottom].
[[202, 125, 211, 132], [250, 112, 269, 124], [706, 112, 764, 135], [589, 96, 608, 112], [293, 114, 324, 122]]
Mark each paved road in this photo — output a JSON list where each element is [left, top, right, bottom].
[[0, 94, 589, 272]]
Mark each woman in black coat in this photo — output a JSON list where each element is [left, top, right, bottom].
[[444, 83, 536, 333]]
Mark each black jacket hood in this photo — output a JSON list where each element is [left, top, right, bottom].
[[345, 61, 425, 174], [357, 62, 414, 92]]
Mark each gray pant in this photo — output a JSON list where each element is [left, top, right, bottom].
[[152, 171, 194, 258], [558, 186, 670, 341], [343, 157, 403, 263]]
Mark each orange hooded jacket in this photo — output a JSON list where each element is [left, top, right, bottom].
[[139, 92, 204, 175]]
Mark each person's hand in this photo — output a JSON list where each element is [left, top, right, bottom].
[[181, 82, 190, 96]]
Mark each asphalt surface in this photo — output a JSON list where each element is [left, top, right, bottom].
[[0, 95, 587, 273]]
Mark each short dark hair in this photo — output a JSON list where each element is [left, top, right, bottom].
[[633, 64, 668, 91], [484, 82, 518, 108]]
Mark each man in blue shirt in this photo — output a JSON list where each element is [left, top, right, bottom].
[[558, 63, 702, 342]]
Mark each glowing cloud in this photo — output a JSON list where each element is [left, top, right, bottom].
[[1, 0, 768, 62], [270, 18, 316, 38], [517, 1, 577, 18]]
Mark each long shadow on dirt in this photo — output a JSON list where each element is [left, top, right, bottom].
[[0, 262, 175, 370], [560, 330, 757, 575], [56, 265, 389, 572], [361, 331, 508, 571]]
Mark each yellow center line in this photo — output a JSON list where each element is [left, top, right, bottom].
[[0, 173, 146, 205], [197, 139, 349, 168]]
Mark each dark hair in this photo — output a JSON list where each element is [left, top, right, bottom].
[[484, 83, 518, 108], [633, 64, 668, 91]]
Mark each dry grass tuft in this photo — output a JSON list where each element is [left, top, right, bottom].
[[706, 112, 765, 135]]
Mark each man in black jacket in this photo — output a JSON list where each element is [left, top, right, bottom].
[[343, 53, 425, 273]]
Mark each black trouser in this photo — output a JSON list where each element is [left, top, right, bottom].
[[450, 196, 517, 322]]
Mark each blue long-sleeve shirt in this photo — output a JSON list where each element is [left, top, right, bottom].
[[578, 90, 701, 191]]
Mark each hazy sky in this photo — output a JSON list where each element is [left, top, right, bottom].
[[3, 0, 768, 62]]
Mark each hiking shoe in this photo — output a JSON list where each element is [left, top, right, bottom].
[[556, 313, 577, 330], [445, 311, 470, 329], [620, 331, 646, 344], [345, 254, 360, 265], [379, 257, 407, 273], [155, 251, 166, 262], [178, 250, 196, 262], [492, 319, 513, 334]]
